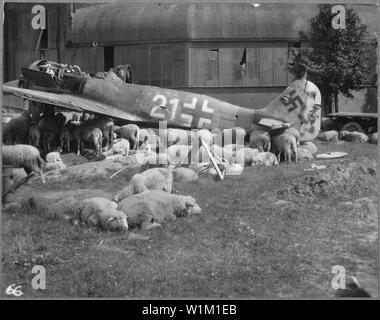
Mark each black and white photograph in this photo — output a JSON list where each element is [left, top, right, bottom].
[[1, 0, 379, 301]]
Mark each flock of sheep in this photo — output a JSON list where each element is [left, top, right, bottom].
[[2, 108, 378, 233]]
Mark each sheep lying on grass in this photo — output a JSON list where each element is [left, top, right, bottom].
[[103, 138, 130, 157], [45, 151, 67, 172], [2, 144, 46, 183], [300, 141, 318, 156], [297, 147, 314, 161], [118, 190, 202, 229], [252, 152, 279, 166], [318, 130, 339, 142], [340, 131, 369, 143], [75, 197, 128, 231], [113, 167, 173, 202], [235, 147, 259, 166], [172, 167, 199, 182], [369, 132, 378, 144]]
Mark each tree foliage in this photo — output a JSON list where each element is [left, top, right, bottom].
[[288, 5, 374, 114]]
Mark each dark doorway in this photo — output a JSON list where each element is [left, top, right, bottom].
[[104, 46, 114, 71]]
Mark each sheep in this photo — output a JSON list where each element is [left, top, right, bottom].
[[55, 111, 81, 124], [340, 131, 369, 143], [45, 151, 61, 163], [115, 124, 140, 150], [54, 112, 68, 127], [284, 127, 301, 147], [172, 167, 199, 183], [297, 147, 314, 161], [249, 130, 271, 152], [272, 133, 298, 163], [318, 130, 339, 142], [75, 197, 128, 231], [166, 144, 191, 164], [44, 160, 67, 172], [118, 190, 201, 229], [58, 125, 70, 152], [27, 124, 41, 148], [72, 125, 103, 158], [369, 132, 378, 144], [2, 112, 31, 145], [113, 167, 174, 202], [300, 141, 318, 156], [139, 128, 162, 152], [2, 144, 46, 183], [235, 147, 259, 166], [103, 138, 130, 157], [84, 116, 115, 148], [39, 114, 60, 153], [252, 152, 279, 166], [45, 151, 67, 171]]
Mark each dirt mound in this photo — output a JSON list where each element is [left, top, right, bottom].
[[338, 197, 378, 221], [279, 157, 377, 198]]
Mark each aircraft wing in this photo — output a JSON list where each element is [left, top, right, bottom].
[[2, 84, 144, 122]]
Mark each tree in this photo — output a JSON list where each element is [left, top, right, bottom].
[[288, 4, 374, 115]]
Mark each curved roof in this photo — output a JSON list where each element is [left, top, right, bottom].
[[72, 3, 378, 45], [72, 3, 317, 45]]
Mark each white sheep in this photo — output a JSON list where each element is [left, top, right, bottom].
[[285, 127, 301, 147], [118, 190, 202, 229], [369, 132, 378, 144], [272, 133, 298, 163], [113, 167, 173, 202], [115, 124, 140, 150], [235, 147, 259, 166], [172, 167, 199, 182], [340, 131, 369, 143], [318, 130, 339, 142], [103, 138, 130, 157], [249, 130, 271, 152], [2, 144, 46, 183], [297, 147, 314, 161], [300, 141, 318, 155], [75, 197, 128, 231], [252, 152, 279, 166], [138, 128, 164, 152], [46, 151, 61, 163], [166, 144, 191, 164]]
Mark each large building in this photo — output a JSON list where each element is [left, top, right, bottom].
[[3, 2, 378, 112]]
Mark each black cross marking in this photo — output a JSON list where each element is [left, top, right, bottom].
[[182, 100, 214, 128]]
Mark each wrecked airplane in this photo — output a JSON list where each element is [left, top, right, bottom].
[[3, 60, 321, 141]]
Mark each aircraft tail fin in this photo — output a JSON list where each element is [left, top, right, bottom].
[[257, 75, 321, 141]]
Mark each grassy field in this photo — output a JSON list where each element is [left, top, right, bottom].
[[1, 140, 378, 298]]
